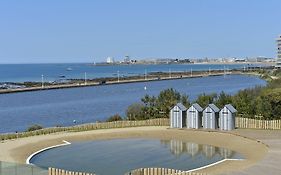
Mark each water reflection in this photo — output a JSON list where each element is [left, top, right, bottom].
[[161, 139, 234, 159]]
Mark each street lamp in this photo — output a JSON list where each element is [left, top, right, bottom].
[[41, 74, 44, 88], [84, 72, 87, 85], [145, 69, 147, 80], [117, 70, 120, 82], [169, 68, 171, 78]]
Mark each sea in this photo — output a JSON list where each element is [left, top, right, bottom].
[[0, 63, 264, 83], [0, 63, 266, 133]]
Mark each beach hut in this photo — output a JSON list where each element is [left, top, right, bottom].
[[187, 103, 203, 129], [219, 104, 237, 131], [202, 104, 220, 129], [170, 103, 187, 128]]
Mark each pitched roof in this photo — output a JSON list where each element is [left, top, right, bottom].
[[208, 104, 220, 113], [224, 104, 237, 113], [191, 103, 203, 112], [176, 103, 187, 111]]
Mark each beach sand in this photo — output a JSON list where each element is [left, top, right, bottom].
[[0, 127, 279, 175]]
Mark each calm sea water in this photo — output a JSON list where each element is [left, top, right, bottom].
[[31, 138, 243, 175], [0, 63, 262, 82], [0, 74, 266, 133]]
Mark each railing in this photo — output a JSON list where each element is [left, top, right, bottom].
[[48, 168, 95, 175], [0, 161, 47, 175], [236, 117, 281, 130], [0, 118, 170, 141], [125, 168, 208, 175]]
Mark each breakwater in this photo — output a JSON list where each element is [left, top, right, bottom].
[[0, 69, 255, 94]]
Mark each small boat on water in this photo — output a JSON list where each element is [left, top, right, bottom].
[[66, 67, 73, 71], [59, 75, 66, 78]]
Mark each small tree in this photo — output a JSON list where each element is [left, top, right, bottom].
[[106, 114, 123, 122], [195, 93, 217, 108], [215, 91, 232, 108], [26, 124, 43, 132], [181, 94, 190, 108], [126, 103, 145, 120]]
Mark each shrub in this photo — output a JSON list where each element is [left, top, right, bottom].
[[26, 124, 43, 132], [106, 114, 123, 122], [126, 103, 145, 120]]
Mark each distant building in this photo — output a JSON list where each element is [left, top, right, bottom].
[[277, 35, 281, 59], [234, 58, 246, 62], [124, 55, 130, 63], [276, 35, 281, 68], [106, 57, 114, 64]]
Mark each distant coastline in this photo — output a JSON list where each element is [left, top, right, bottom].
[[0, 67, 268, 94]]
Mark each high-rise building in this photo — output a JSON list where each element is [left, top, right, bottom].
[[277, 35, 281, 59]]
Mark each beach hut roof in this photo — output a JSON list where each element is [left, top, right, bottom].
[[208, 104, 220, 113], [192, 103, 203, 112], [224, 104, 237, 113], [175, 103, 187, 111]]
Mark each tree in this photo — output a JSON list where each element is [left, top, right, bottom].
[[156, 88, 181, 118], [215, 91, 232, 108], [195, 93, 217, 108], [126, 103, 145, 120], [259, 88, 281, 119], [181, 94, 190, 108]]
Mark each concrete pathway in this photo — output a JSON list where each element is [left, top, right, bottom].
[[228, 130, 281, 175]]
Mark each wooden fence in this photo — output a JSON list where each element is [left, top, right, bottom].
[[48, 167, 207, 175], [125, 168, 208, 175], [236, 117, 281, 130], [1, 117, 281, 141], [0, 118, 170, 140], [49, 168, 95, 175]]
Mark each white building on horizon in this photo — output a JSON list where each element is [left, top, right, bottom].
[[277, 35, 281, 60], [106, 57, 114, 64]]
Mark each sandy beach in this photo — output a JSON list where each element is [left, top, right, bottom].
[[1, 126, 280, 175]]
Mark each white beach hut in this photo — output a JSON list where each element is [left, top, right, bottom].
[[202, 104, 220, 129], [170, 103, 187, 128], [219, 104, 237, 131], [187, 103, 203, 129]]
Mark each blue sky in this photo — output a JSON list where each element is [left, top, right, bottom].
[[0, 0, 280, 63]]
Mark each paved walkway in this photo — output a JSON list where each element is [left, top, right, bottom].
[[228, 129, 281, 175]]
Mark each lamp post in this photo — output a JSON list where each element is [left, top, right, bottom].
[[145, 69, 147, 80], [169, 68, 171, 78], [41, 74, 44, 88], [117, 70, 120, 82], [84, 72, 87, 85]]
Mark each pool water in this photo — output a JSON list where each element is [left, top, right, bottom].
[[31, 138, 243, 175]]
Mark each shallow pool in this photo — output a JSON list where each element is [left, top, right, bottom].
[[31, 138, 243, 175]]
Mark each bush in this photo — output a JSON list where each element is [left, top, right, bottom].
[[26, 124, 43, 132], [126, 103, 145, 120], [106, 114, 123, 122]]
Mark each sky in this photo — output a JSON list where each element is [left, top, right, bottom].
[[0, 0, 280, 63]]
